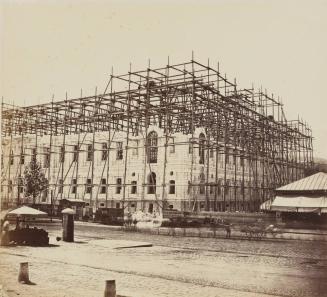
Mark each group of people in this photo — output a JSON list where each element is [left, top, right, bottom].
[[0, 218, 31, 246]]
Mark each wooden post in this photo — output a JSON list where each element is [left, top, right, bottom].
[[104, 280, 116, 297], [18, 262, 30, 283]]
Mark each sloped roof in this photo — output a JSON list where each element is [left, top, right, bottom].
[[276, 172, 327, 192]]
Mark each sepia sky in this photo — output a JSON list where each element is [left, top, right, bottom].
[[1, 0, 327, 159]]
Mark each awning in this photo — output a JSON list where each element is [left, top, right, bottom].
[[271, 196, 327, 212], [8, 206, 48, 217]]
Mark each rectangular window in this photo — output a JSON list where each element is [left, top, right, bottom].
[[116, 178, 122, 194], [18, 177, 24, 194], [132, 140, 138, 156], [58, 179, 63, 194], [169, 180, 175, 194], [240, 157, 244, 167], [73, 145, 79, 162], [131, 181, 137, 194], [20, 153, 25, 165], [86, 178, 92, 194], [199, 184, 205, 195], [10, 151, 14, 165], [42, 190, 48, 202], [210, 148, 214, 158], [116, 142, 123, 160], [8, 180, 12, 193], [169, 138, 175, 153], [87, 144, 93, 161], [32, 148, 37, 161], [72, 179, 77, 194], [116, 202, 120, 209], [189, 139, 194, 154], [60, 146, 65, 163], [102, 143, 108, 161], [210, 184, 214, 194], [100, 178, 106, 194], [44, 148, 50, 168]]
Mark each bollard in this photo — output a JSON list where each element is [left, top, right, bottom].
[[104, 280, 116, 297], [18, 262, 30, 283], [62, 208, 75, 242]]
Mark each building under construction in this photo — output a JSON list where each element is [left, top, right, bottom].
[[1, 58, 314, 216]]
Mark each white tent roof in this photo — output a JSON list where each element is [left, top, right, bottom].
[[8, 206, 48, 217], [271, 196, 327, 213]]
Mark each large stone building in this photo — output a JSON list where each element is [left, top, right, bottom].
[[1, 59, 313, 216]]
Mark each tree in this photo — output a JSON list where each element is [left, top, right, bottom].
[[23, 157, 48, 205]]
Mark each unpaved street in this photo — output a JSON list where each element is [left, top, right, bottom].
[[1, 222, 327, 297]]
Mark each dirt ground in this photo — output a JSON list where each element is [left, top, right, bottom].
[[1, 221, 327, 297]]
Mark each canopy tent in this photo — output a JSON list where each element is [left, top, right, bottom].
[[271, 196, 327, 213], [7, 206, 48, 217]]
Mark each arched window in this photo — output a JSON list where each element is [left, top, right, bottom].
[[147, 172, 156, 194], [147, 131, 158, 163], [199, 133, 205, 164]]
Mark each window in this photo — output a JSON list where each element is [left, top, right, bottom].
[[116, 202, 120, 208], [20, 153, 25, 165], [225, 152, 230, 165], [116, 178, 122, 194], [189, 139, 194, 154], [44, 148, 50, 168], [8, 180, 12, 193], [100, 203, 105, 207], [60, 146, 65, 163], [18, 177, 24, 195], [42, 190, 48, 202], [100, 178, 106, 194], [72, 179, 77, 194], [147, 131, 158, 163], [131, 181, 137, 194], [169, 138, 175, 153], [102, 143, 108, 161], [218, 179, 222, 195], [240, 157, 244, 167], [10, 150, 14, 165], [132, 140, 139, 156], [210, 147, 214, 158], [32, 148, 37, 161], [58, 179, 63, 194], [86, 179, 92, 194], [116, 142, 123, 160], [147, 172, 156, 194], [169, 180, 175, 194], [225, 180, 230, 196], [199, 172, 205, 194], [187, 181, 191, 194], [199, 133, 205, 164], [87, 144, 93, 161], [148, 203, 154, 214], [73, 145, 79, 162], [209, 183, 214, 194]]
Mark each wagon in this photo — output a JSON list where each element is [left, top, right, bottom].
[[240, 223, 278, 240]]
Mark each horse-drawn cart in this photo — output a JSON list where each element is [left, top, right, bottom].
[[240, 223, 279, 240]]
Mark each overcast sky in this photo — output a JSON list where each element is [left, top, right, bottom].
[[1, 0, 326, 159]]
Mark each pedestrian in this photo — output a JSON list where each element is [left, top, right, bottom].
[[1, 220, 10, 246], [225, 223, 231, 239]]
